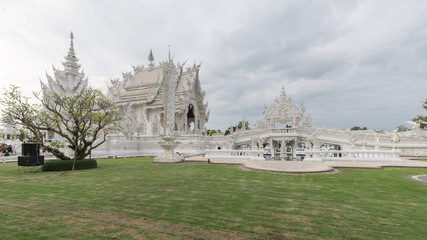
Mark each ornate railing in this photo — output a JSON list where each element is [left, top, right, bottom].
[[205, 149, 265, 160], [271, 128, 296, 134], [304, 149, 401, 161], [106, 134, 207, 142]]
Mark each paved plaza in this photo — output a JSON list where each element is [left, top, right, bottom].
[[185, 156, 427, 174]]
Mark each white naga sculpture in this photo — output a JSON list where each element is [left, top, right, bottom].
[[407, 121, 422, 133], [392, 130, 400, 148]]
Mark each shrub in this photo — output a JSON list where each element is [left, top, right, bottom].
[[43, 159, 97, 171]]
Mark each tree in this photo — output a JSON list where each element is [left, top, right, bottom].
[[350, 126, 367, 131], [207, 129, 223, 136], [396, 125, 410, 132], [1, 85, 120, 169], [225, 121, 250, 135], [237, 120, 250, 130], [412, 98, 427, 130]]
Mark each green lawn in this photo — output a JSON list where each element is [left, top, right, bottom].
[[1, 158, 426, 239]]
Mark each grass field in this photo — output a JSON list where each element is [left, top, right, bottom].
[[1, 157, 427, 239]]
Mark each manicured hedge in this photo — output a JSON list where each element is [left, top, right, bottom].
[[43, 159, 98, 171]]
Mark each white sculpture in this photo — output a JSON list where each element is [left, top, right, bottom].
[[309, 132, 319, 148], [392, 129, 400, 149], [257, 137, 265, 149], [119, 103, 137, 136], [280, 140, 287, 160], [374, 133, 380, 150], [302, 114, 313, 128], [407, 121, 422, 133]]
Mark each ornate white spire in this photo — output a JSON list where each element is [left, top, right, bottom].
[[168, 44, 171, 61], [41, 32, 88, 97], [63, 31, 82, 76], [148, 49, 154, 62]]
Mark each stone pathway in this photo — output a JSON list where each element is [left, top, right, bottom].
[[185, 156, 427, 174]]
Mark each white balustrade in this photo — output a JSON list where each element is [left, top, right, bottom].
[[205, 149, 265, 160], [304, 149, 401, 161], [271, 128, 296, 134]]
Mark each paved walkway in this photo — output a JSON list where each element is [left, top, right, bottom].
[[185, 156, 427, 174]]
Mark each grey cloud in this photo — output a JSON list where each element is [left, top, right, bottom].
[[1, 0, 426, 132]]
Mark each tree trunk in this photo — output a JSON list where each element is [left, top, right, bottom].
[[72, 135, 78, 171]]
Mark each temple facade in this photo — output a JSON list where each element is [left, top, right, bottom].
[[106, 51, 209, 137], [21, 32, 426, 160]]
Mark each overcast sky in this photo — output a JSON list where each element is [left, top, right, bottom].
[[1, 0, 426, 131]]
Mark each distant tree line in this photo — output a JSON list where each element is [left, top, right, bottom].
[[206, 121, 250, 136]]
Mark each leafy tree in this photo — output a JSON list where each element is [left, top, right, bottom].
[[18, 129, 25, 142], [1, 85, 120, 169], [396, 125, 410, 132], [206, 129, 213, 136], [207, 129, 223, 136], [237, 121, 250, 130], [350, 126, 368, 131], [225, 121, 250, 135], [412, 98, 427, 130]]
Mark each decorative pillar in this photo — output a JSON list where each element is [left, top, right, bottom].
[[280, 140, 286, 161], [293, 138, 297, 161], [154, 56, 181, 163]]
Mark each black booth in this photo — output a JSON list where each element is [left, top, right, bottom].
[[18, 143, 44, 166]]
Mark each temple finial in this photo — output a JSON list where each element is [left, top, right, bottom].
[[148, 49, 154, 62], [168, 44, 171, 61], [63, 31, 80, 74], [68, 31, 75, 55]]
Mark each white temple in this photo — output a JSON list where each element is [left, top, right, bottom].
[[106, 50, 209, 137], [3, 32, 427, 161]]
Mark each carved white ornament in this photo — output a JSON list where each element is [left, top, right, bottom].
[[263, 86, 305, 127]]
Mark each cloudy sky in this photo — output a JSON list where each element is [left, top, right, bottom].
[[1, 0, 426, 131]]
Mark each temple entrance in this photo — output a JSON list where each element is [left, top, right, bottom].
[[269, 138, 301, 161], [187, 104, 195, 132]]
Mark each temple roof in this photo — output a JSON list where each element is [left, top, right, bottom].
[[263, 86, 305, 125], [107, 57, 201, 107]]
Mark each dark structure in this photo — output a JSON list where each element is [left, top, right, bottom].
[[18, 143, 44, 166]]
